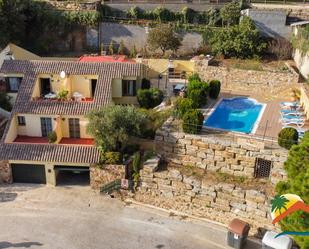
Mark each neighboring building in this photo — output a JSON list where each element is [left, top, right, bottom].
[[0, 59, 146, 186], [0, 44, 41, 104], [291, 21, 309, 80], [241, 9, 291, 38]]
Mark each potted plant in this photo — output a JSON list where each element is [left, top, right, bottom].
[[57, 89, 69, 101], [47, 131, 57, 144]]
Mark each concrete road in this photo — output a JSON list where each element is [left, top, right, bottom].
[[0, 184, 259, 249]]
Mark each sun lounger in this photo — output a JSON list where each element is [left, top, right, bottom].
[[281, 119, 305, 128], [281, 115, 305, 121], [280, 102, 301, 110], [280, 109, 302, 116]]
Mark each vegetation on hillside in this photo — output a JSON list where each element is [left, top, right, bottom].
[[276, 132, 309, 248], [291, 24, 309, 55], [203, 17, 267, 59]]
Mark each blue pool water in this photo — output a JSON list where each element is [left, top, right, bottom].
[[204, 97, 265, 133]]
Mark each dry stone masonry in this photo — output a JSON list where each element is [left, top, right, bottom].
[[195, 61, 299, 95], [136, 166, 277, 233], [0, 160, 12, 184], [155, 118, 288, 184], [90, 164, 125, 190]]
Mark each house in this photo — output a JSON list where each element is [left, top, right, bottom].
[[241, 9, 291, 39], [291, 21, 309, 80], [0, 44, 41, 104], [0, 59, 146, 186]]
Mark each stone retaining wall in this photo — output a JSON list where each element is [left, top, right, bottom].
[[90, 164, 124, 190], [136, 166, 277, 233], [195, 62, 299, 95], [155, 118, 288, 184], [0, 160, 12, 184]]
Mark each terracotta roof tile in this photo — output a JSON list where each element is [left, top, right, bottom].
[[0, 59, 146, 163]]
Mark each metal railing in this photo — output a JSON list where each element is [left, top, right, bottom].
[[166, 120, 302, 150], [100, 179, 122, 194]]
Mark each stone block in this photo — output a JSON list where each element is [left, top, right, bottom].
[[245, 190, 266, 203], [157, 178, 171, 185], [211, 202, 231, 212], [171, 180, 187, 190], [196, 162, 207, 169], [230, 201, 247, 211], [197, 151, 207, 159], [178, 139, 192, 145], [185, 134, 200, 140], [186, 150, 197, 157], [186, 145, 198, 151], [173, 148, 186, 154], [215, 198, 230, 206], [216, 183, 235, 193], [155, 135, 163, 141], [231, 164, 244, 171], [154, 171, 168, 179], [183, 175, 201, 188], [141, 181, 157, 189], [232, 188, 245, 199], [158, 184, 173, 191], [210, 144, 226, 151], [168, 169, 183, 181], [169, 132, 185, 139]]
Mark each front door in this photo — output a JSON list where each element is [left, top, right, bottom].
[[40, 117, 53, 137], [69, 118, 80, 138]]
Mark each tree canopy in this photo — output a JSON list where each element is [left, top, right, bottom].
[[87, 105, 147, 152], [147, 25, 182, 55], [276, 132, 309, 248], [220, 2, 241, 27], [207, 17, 267, 59]]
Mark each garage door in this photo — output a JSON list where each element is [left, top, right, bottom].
[[11, 164, 46, 184]]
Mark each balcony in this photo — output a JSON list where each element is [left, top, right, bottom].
[[13, 136, 94, 146]]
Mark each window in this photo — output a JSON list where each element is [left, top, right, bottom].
[[69, 118, 80, 138], [5, 77, 22, 92], [17, 116, 26, 126], [122, 80, 136, 96], [254, 158, 272, 178], [40, 118, 53, 137]]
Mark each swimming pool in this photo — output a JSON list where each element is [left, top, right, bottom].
[[204, 97, 266, 134]]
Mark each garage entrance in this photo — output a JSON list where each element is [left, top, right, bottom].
[[11, 164, 46, 184], [54, 166, 90, 186]]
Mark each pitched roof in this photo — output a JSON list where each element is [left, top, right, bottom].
[[0, 60, 146, 115], [0, 143, 100, 164], [0, 59, 146, 164]]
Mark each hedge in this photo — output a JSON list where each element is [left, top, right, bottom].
[[182, 109, 204, 134], [209, 80, 221, 99], [137, 88, 163, 109]]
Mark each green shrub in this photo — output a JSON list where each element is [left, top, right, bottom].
[[140, 108, 172, 139], [174, 98, 195, 118], [188, 73, 201, 83], [143, 150, 157, 161], [141, 78, 151, 89], [122, 144, 140, 155], [137, 88, 164, 109], [47, 131, 57, 143], [188, 89, 204, 108], [132, 151, 141, 174], [100, 152, 122, 165], [57, 89, 69, 101], [209, 80, 221, 99], [187, 79, 209, 107], [182, 109, 204, 134], [278, 127, 298, 149], [0, 92, 12, 111]]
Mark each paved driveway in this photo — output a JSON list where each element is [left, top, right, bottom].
[[0, 184, 259, 249]]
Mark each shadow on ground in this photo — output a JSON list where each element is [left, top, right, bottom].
[[0, 241, 43, 248], [0, 192, 17, 202]]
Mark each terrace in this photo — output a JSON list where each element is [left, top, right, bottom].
[[13, 136, 94, 146], [202, 89, 309, 147]]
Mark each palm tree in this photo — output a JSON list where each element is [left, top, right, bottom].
[[271, 195, 289, 214]]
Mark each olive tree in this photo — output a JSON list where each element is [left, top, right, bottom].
[[147, 25, 182, 56]]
